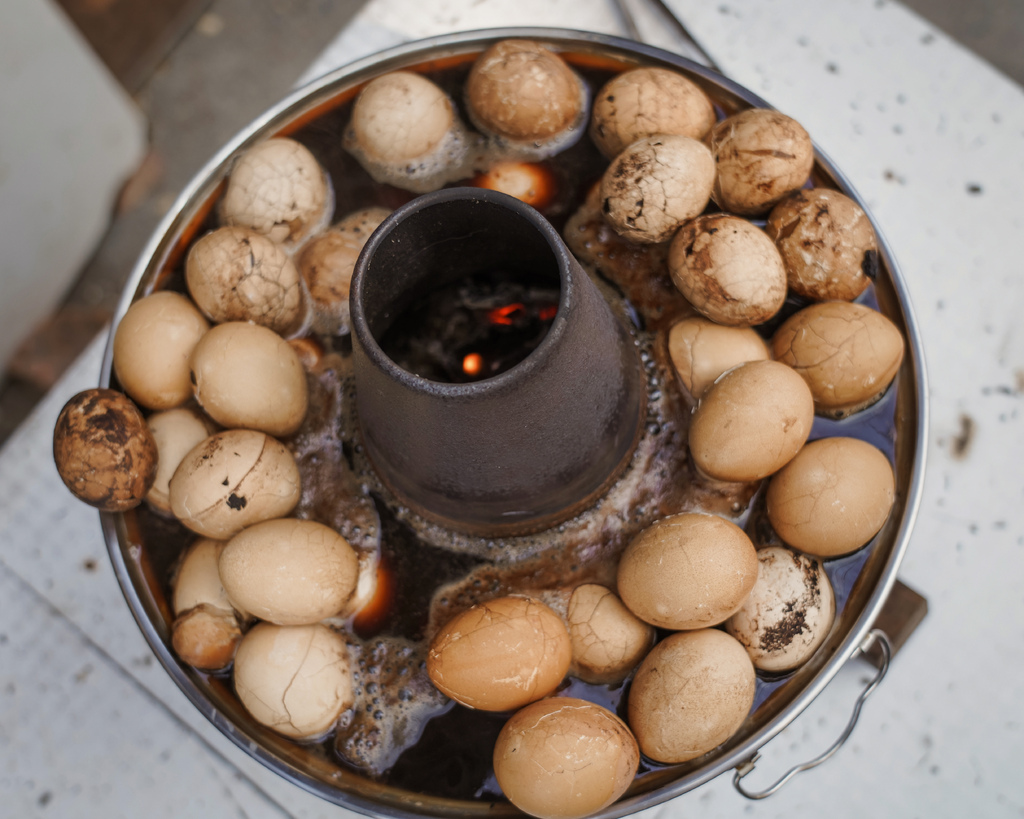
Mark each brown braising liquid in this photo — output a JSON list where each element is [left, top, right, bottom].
[[128, 56, 901, 802]]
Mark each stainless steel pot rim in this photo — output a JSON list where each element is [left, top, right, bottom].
[[98, 26, 929, 819]]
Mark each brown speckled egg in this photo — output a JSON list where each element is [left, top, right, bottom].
[[590, 67, 715, 158], [668, 214, 787, 326], [493, 697, 639, 819], [234, 622, 354, 739], [726, 546, 835, 672], [566, 584, 655, 684], [628, 629, 755, 764], [600, 134, 715, 244], [617, 513, 758, 630], [219, 518, 359, 626], [707, 108, 814, 216], [466, 40, 586, 155], [186, 226, 304, 334], [767, 436, 896, 557], [220, 137, 330, 246], [427, 595, 571, 711], [667, 316, 771, 399], [771, 301, 905, 418], [168, 428, 300, 539], [112, 291, 209, 411], [766, 188, 879, 302], [189, 321, 309, 437], [53, 388, 158, 512], [689, 360, 814, 482]]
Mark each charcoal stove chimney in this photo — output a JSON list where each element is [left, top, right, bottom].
[[350, 188, 645, 536]]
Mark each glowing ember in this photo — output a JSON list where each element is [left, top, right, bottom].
[[462, 352, 484, 377]]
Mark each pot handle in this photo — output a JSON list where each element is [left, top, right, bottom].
[[732, 628, 892, 800]]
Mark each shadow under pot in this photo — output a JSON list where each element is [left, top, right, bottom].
[[350, 187, 645, 536]]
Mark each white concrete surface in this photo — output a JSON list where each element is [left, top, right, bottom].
[[0, 0, 147, 370], [1, 0, 1022, 817]]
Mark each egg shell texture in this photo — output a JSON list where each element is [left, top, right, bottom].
[[189, 321, 309, 437], [427, 595, 571, 711], [146, 407, 217, 516], [628, 629, 755, 764], [234, 622, 354, 739], [771, 301, 905, 416], [689, 359, 814, 482], [172, 537, 231, 616], [590, 67, 716, 158], [767, 436, 896, 557], [668, 214, 788, 326], [707, 108, 814, 216], [667, 316, 771, 399], [726, 546, 835, 672], [466, 40, 582, 142], [600, 135, 715, 244], [168, 428, 301, 540], [493, 697, 639, 819], [617, 513, 758, 630], [53, 388, 158, 512], [171, 604, 240, 671], [112, 291, 210, 411], [566, 584, 654, 684], [220, 137, 329, 246], [186, 227, 303, 334], [766, 188, 878, 302], [219, 518, 359, 626]]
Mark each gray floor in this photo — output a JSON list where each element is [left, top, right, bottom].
[[0, 0, 1020, 444]]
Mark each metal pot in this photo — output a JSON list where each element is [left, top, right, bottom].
[[100, 27, 928, 818]]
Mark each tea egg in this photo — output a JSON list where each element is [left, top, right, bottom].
[[427, 595, 571, 711], [219, 518, 359, 626], [628, 629, 755, 764], [234, 622, 354, 739], [112, 291, 209, 410], [145, 406, 218, 516], [168, 428, 300, 539], [767, 436, 896, 557], [771, 301, 905, 418], [617, 513, 758, 631], [53, 388, 158, 512], [667, 316, 771, 399], [493, 698, 639, 819], [726, 546, 835, 672], [689, 359, 814, 482], [565, 584, 654, 684], [189, 321, 309, 437]]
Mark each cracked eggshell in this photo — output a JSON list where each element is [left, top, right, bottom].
[[297, 206, 391, 336], [667, 316, 771, 400], [427, 595, 571, 712], [146, 406, 218, 516], [234, 622, 354, 740], [219, 518, 359, 626], [173, 537, 233, 616], [53, 388, 158, 512], [168, 428, 300, 539], [726, 546, 835, 672], [600, 134, 715, 244], [566, 584, 654, 684], [707, 108, 814, 216], [113, 291, 210, 410], [766, 188, 879, 302], [186, 226, 303, 334], [668, 213, 787, 326], [767, 437, 895, 558], [628, 629, 755, 764], [689, 359, 814, 482], [220, 137, 330, 247], [189, 321, 309, 437], [590, 67, 716, 159], [172, 604, 241, 671], [465, 40, 587, 156], [344, 72, 469, 193], [493, 697, 639, 819], [617, 513, 757, 631], [771, 301, 905, 418]]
